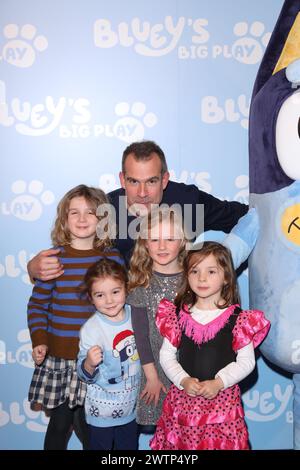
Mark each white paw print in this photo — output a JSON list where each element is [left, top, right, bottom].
[[15, 330, 34, 369], [6, 180, 55, 221], [234, 175, 249, 204], [232, 22, 271, 65], [0, 24, 48, 67], [0, 339, 6, 364], [98, 174, 119, 193], [113, 102, 158, 143]]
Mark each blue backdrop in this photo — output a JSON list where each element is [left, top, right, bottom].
[[0, 0, 292, 450]]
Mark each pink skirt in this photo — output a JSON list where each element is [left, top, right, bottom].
[[150, 384, 249, 450]]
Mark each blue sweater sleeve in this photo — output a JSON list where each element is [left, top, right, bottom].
[[77, 325, 101, 384]]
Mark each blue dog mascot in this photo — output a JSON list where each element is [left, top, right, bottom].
[[224, 0, 300, 449]]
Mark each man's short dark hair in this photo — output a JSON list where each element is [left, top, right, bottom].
[[122, 140, 168, 175]]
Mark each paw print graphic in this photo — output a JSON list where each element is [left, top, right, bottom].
[[4, 180, 55, 221], [232, 22, 271, 65], [234, 175, 249, 204], [0, 24, 48, 68], [0, 339, 6, 365], [15, 329, 34, 369], [98, 174, 118, 193], [113, 102, 157, 143]]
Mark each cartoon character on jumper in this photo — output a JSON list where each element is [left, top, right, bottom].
[[108, 329, 139, 384], [224, 0, 300, 449]]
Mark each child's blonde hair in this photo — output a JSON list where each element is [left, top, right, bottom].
[[51, 184, 113, 250], [128, 206, 187, 290]]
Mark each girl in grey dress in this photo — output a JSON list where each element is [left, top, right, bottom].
[[127, 207, 187, 430]]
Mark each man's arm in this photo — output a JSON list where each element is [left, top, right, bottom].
[[27, 248, 64, 281], [201, 190, 248, 233], [164, 181, 248, 240]]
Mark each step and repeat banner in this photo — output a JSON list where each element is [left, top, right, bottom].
[[0, 0, 292, 450]]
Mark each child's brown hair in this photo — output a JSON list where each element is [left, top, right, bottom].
[[82, 258, 128, 300], [175, 241, 240, 310]]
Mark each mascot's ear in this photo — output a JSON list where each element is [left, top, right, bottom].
[[275, 58, 300, 180], [252, 0, 300, 98]]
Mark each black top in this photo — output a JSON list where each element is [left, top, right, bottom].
[[109, 181, 248, 265], [179, 308, 241, 381]]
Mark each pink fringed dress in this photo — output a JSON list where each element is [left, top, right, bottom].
[[150, 299, 270, 450]]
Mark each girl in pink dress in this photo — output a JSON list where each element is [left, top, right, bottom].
[[150, 241, 270, 450]]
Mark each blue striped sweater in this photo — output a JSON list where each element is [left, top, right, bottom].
[[27, 245, 124, 359]]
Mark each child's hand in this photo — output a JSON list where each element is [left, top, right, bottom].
[[32, 345, 48, 365], [180, 377, 202, 397], [86, 345, 103, 369], [140, 378, 167, 406], [197, 377, 224, 399]]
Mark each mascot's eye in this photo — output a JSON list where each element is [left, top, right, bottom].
[[276, 91, 300, 179]]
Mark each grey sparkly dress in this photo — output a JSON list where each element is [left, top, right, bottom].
[[126, 271, 183, 426]]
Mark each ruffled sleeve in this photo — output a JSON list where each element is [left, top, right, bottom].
[[232, 309, 270, 352], [155, 298, 181, 348]]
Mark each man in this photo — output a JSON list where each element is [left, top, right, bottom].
[[27, 140, 248, 278]]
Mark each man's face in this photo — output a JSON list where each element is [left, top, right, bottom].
[[119, 152, 170, 213]]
